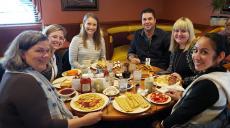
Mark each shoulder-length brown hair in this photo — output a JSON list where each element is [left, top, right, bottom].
[[1, 30, 48, 71], [79, 13, 102, 50]]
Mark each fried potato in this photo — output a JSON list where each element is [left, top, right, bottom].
[[115, 93, 150, 112], [115, 97, 133, 112], [125, 93, 140, 108], [132, 94, 149, 108], [97, 60, 106, 69]]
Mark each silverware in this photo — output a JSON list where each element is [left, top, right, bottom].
[[105, 96, 112, 114], [99, 96, 112, 112]]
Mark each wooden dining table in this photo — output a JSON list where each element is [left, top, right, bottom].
[[63, 63, 175, 123]]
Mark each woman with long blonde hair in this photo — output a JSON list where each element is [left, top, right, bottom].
[[167, 17, 196, 88]]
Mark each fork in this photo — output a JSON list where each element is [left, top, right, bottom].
[[105, 96, 112, 114]]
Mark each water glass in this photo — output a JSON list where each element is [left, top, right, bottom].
[[94, 79, 104, 93], [119, 78, 128, 93], [145, 58, 151, 65], [72, 78, 80, 91], [144, 77, 154, 94], [133, 70, 142, 84], [106, 61, 113, 72]]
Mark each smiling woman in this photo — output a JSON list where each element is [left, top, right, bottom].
[[159, 33, 230, 128], [69, 13, 106, 69], [0, 30, 103, 128]]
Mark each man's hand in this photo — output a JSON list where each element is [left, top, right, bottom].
[[130, 57, 141, 64]]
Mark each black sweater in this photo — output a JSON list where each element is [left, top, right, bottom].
[[163, 67, 226, 128]]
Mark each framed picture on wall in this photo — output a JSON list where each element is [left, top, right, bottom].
[[61, 0, 98, 11]]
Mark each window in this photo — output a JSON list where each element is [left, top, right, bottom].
[[0, 0, 39, 24]]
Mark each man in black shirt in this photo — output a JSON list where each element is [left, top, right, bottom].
[[128, 8, 170, 70]]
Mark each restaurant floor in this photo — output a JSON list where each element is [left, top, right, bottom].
[[83, 106, 172, 128]]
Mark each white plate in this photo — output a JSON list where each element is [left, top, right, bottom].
[[146, 92, 171, 105], [114, 73, 131, 80], [127, 84, 133, 90], [70, 93, 109, 112], [155, 85, 184, 93], [90, 63, 97, 70], [62, 69, 81, 76], [153, 75, 180, 87], [112, 95, 151, 114], [52, 76, 74, 88]]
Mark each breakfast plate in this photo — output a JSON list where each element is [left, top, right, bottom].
[[90, 63, 97, 70], [146, 92, 171, 105], [52, 76, 74, 89], [112, 93, 151, 114], [90, 60, 106, 70], [153, 74, 181, 86], [70, 93, 109, 112], [62, 69, 81, 76]]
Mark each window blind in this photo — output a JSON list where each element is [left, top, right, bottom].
[[0, 0, 40, 24]]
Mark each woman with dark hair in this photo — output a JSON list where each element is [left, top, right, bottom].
[[0, 30, 102, 128], [69, 13, 106, 69], [156, 33, 230, 128]]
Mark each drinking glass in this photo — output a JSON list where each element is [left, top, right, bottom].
[[119, 78, 128, 93], [106, 60, 113, 72], [145, 58, 151, 65], [144, 77, 154, 94], [133, 70, 142, 85]]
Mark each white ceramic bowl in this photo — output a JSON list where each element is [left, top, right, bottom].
[[58, 88, 77, 99]]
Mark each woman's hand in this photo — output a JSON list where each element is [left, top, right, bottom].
[[80, 111, 103, 126], [68, 111, 103, 128], [171, 72, 182, 80], [165, 89, 183, 101]]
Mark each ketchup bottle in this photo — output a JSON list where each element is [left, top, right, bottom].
[[80, 74, 92, 93]]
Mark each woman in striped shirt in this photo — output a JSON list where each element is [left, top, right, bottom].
[[69, 13, 106, 69]]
